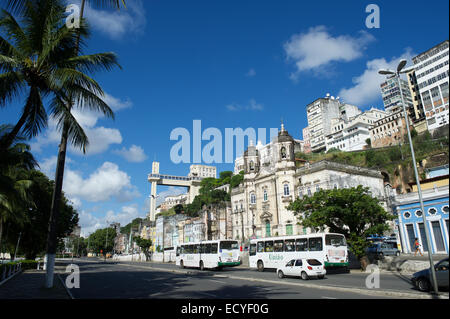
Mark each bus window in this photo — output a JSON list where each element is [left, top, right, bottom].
[[257, 242, 264, 253], [284, 239, 295, 252], [265, 241, 274, 252], [200, 244, 206, 254], [274, 240, 283, 252], [309, 237, 323, 251], [205, 244, 211, 254], [250, 244, 257, 256], [211, 243, 218, 253], [296, 238, 308, 251], [180, 246, 185, 254], [325, 234, 346, 246], [176, 247, 180, 257], [220, 241, 239, 250]]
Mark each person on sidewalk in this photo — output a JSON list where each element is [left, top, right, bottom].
[[414, 238, 423, 256]]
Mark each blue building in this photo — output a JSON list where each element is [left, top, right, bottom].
[[394, 185, 449, 254]]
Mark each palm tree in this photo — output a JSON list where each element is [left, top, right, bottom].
[[43, 0, 125, 288], [0, 0, 124, 150], [1, 0, 124, 286], [0, 125, 36, 258]]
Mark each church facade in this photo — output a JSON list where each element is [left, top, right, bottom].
[[230, 124, 388, 242]]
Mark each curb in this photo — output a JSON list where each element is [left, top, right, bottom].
[[119, 262, 448, 299], [57, 272, 74, 300]]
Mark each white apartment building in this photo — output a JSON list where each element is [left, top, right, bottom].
[[326, 108, 387, 152], [306, 95, 342, 153], [412, 40, 449, 131], [188, 164, 217, 178]]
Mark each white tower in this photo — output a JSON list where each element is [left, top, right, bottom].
[[148, 161, 160, 222]]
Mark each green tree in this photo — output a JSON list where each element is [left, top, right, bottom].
[[4, 170, 78, 260], [87, 227, 115, 254], [0, 126, 36, 257], [287, 186, 394, 269], [134, 236, 152, 261], [120, 218, 143, 236]]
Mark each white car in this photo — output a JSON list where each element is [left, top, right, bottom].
[[277, 259, 326, 280]]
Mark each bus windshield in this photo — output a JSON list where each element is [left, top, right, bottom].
[[220, 241, 239, 250], [325, 234, 346, 246]]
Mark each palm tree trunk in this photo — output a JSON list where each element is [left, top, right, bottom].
[[44, 122, 69, 288], [44, 0, 86, 289]]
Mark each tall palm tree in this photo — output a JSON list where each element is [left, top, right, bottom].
[[1, 0, 123, 286], [43, 0, 125, 288]]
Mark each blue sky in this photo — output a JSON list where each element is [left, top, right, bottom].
[[1, 0, 449, 236]]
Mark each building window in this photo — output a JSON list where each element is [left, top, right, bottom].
[[442, 205, 449, 214], [283, 183, 290, 196], [415, 210, 423, 218], [404, 211, 411, 219], [249, 160, 255, 171], [263, 189, 268, 202], [281, 147, 287, 159], [428, 208, 437, 215], [286, 224, 293, 236], [307, 187, 312, 196], [250, 193, 256, 204]]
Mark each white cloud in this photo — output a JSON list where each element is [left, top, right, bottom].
[[79, 204, 143, 237], [246, 68, 256, 77], [83, 0, 147, 40], [102, 93, 133, 112], [30, 92, 128, 156], [284, 26, 375, 79], [113, 144, 148, 163], [338, 49, 416, 107], [226, 99, 264, 112], [63, 162, 140, 203]]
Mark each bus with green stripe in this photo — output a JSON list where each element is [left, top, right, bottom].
[[249, 233, 348, 271]]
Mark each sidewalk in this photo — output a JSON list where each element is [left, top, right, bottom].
[[0, 269, 69, 299]]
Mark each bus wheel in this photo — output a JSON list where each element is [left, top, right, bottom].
[[257, 260, 264, 272], [200, 261, 204, 271], [180, 260, 184, 269], [301, 271, 309, 280]]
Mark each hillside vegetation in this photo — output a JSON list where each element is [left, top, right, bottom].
[[296, 130, 449, 193]]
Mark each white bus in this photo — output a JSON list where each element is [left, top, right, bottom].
[[249, 233, 348, 271], [175, 240, 241, 270]]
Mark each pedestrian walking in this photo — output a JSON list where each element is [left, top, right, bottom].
[[414, 238, 423, 256]]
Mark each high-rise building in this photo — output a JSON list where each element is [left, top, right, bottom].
[[406, 69, 428, 133], [380, 76, 414, 115], [412, 40, 449, 132], [306, 96, 341, 153]]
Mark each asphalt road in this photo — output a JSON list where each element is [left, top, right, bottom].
[[56, 259, 437, 299]]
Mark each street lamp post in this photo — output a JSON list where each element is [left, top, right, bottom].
[[379, 59, 439, 295]]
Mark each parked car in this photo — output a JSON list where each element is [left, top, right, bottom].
[[366, 242, 400, 258], [411, 258, 449, 292], [277, 259, 326, 280]]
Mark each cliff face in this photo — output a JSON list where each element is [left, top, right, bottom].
[[388, 152, 449, 194]]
